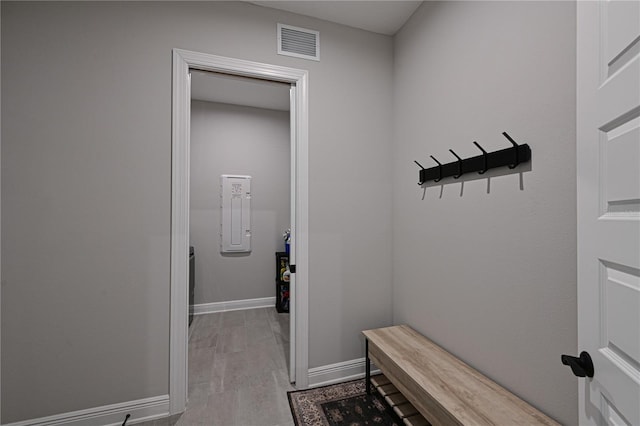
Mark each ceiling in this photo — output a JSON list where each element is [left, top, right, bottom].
[[191, 70, 290, 111], [249, 1, 423, 35]]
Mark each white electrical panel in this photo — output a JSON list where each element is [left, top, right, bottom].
[[220, 175, 252, 253]]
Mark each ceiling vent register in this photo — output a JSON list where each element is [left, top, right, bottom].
[[278, 24, 320, 61]]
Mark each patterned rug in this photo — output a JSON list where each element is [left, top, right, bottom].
[[287, 378, 403, 426]]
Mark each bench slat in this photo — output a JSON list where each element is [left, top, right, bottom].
[[404, 413, 431, 426], [385, 392, 409, 407], [363, 325, 559, 426], [394, 402, 420, 418]]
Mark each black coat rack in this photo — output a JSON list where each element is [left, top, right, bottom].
[[415, 132, 530, 185]]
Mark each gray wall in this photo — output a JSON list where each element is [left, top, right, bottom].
[[1, 2, 393, 422], [2, 1, 580, 424], [190, 101, 290, 304], [392, 2, 577, 425]]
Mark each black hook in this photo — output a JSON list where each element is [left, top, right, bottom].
[[449, 149, 463, 179], [502, 132, 520, 169], [430, 155, 443, 182], [473, 141, 488, 174], [415, 161, 425, 185]]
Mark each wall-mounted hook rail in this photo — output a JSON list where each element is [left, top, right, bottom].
[[417, 131, 530, 185]]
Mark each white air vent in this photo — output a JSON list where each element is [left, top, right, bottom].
[[278, 23, 320, 61]]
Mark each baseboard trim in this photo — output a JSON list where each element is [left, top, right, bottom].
[[2, 395, 169, 426], [191, 296, 276, 315], [307, 358, 380, 388]]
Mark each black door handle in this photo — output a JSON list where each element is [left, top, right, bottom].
[[561, 351, 594, 378]]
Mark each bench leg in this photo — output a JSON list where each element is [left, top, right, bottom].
[[365, 338, 371, 395]]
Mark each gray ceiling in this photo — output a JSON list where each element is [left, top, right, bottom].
[[191, 70, 290, 111], [249, 1, 422, 35]]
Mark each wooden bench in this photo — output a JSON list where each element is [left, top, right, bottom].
[[363, 325, 559, 426]]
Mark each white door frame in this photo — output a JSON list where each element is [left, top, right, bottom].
[[170, 48, 309, 414]]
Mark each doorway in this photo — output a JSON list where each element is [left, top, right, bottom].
[[189, 68, 290, 385], [170, 49, 309, 414]]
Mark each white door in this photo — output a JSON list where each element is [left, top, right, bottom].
[[577, 1, 640, 425], [289, 85, 297, 383]]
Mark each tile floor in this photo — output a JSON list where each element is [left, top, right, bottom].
[[142, 307, 295, 426]]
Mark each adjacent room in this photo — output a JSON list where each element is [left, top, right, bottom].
[[1, 1, 638, 426], [186, 70, 295, 424]]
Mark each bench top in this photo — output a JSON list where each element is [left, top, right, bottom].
[[363, 325, 559, 426]]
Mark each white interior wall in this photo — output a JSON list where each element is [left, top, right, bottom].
[[190, 100, 290, 305], [391, 2, 577, 424]]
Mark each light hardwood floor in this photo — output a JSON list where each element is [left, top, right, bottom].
[[141, 307, 295, 426]]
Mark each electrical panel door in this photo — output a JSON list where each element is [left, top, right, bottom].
[[220, 175, 251, 253]]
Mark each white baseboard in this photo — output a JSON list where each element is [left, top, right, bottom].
[[307, 358, 380, 388], [3, 395, 169, 426], [191, 296, 276, 315]]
